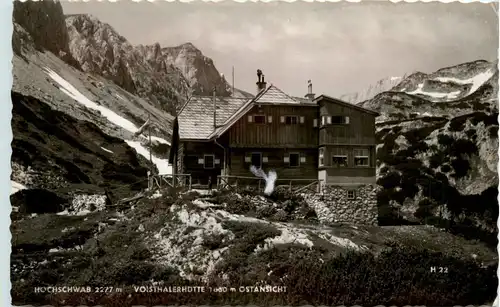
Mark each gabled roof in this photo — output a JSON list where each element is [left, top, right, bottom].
[[314, 94, 380, 116], [177, 96, 249, 140], [254, 85, 301, 104], [208, 84, 316, 139]]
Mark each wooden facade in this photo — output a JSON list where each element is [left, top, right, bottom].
[[174, 84, 378, 188], [317, 96, 377, 185], [227, 105, 318, 148], [180, 141, 224, 185]]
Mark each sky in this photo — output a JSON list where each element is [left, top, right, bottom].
[[62, 1, 498, 97]]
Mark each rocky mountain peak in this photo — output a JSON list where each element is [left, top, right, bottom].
[[64, 14, 231, 113], [340, 75, 407, 104], [13, 0, 80, 69]]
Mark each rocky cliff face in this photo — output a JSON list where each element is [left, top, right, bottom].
[[13, 1, 80, 69], [65, 14, 231, 114]]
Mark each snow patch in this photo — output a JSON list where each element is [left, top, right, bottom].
[[125, 140, 172, 175], [407, 83, 460, 99], [101, 147, 113, 154], [11, 180, 26, 195], [434, 69, 495, 95], [45, 67, 139, 133], [150, 136, 171, 145]]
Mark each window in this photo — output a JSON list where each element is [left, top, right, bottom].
[[254, 115, 266, 124], [251, 152, 262, 168], [331, 147, 348, 167], [289, 153, 300, 167], [354, 148, 370, 167], [285, 116, 298, 125], [319, 148, 324, 166], [204, 154, 215, 169], [248, 115, 266, 124], [331, 116, 350, 124], [347, 190, 356, 200]]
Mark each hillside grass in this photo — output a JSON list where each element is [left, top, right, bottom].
[[10, 188, 498, 306]]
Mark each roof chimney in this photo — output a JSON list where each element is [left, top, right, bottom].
[[256, 69, 267, 93], [305, 80, 315, 100]]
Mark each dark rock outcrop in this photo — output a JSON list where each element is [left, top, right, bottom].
[[12, 0, 81, 69], [11, 91, 149, 198]]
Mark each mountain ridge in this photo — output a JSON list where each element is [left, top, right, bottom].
[[358, 59, 498, 234], [64, 13, 253, 114]]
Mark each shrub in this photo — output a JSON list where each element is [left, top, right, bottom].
[[280, 245, 497, 306], [449, 115, 469, 132], [12, 243, 497, 306], [201, 233, 226, 250], [465, 129, 477, 140], [376, 187, 406, 206], [429, 151, 447, 169], [224, 196, 255, 215], [392, 126, 403, 134], [450, 158, 471, 178], [415, 198, 435, 219], [488, 126, 498, 139], [451, 139, 478, 156], [437, 134, 454, 146], [441, 164, 451, 173]]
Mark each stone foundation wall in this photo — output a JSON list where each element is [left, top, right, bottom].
[[303, 184, 378, 225]]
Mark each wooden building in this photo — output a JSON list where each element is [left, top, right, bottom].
[[170, 70, 378, 188]]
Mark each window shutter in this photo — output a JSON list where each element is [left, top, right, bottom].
[[300, 116, 305, 124], [248, 115, 253, 123], [300, 156, 306, 163], [321, 116, 326, 125], [280, 116, 285, 123], [244, 156, 251, 163], [283, 156, 290, 163], [345, 116, 350, 124], [313, 119, 318, 127], [215, 159, 220, 164], [263, 156, 268, 163], [198, 158, 204, 164], [327, 116, 332, 124]]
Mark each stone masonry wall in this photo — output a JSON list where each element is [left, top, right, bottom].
[[303, 184, 378, 225]]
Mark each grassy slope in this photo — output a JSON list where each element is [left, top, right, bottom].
[[11, 189, 497, 306]]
